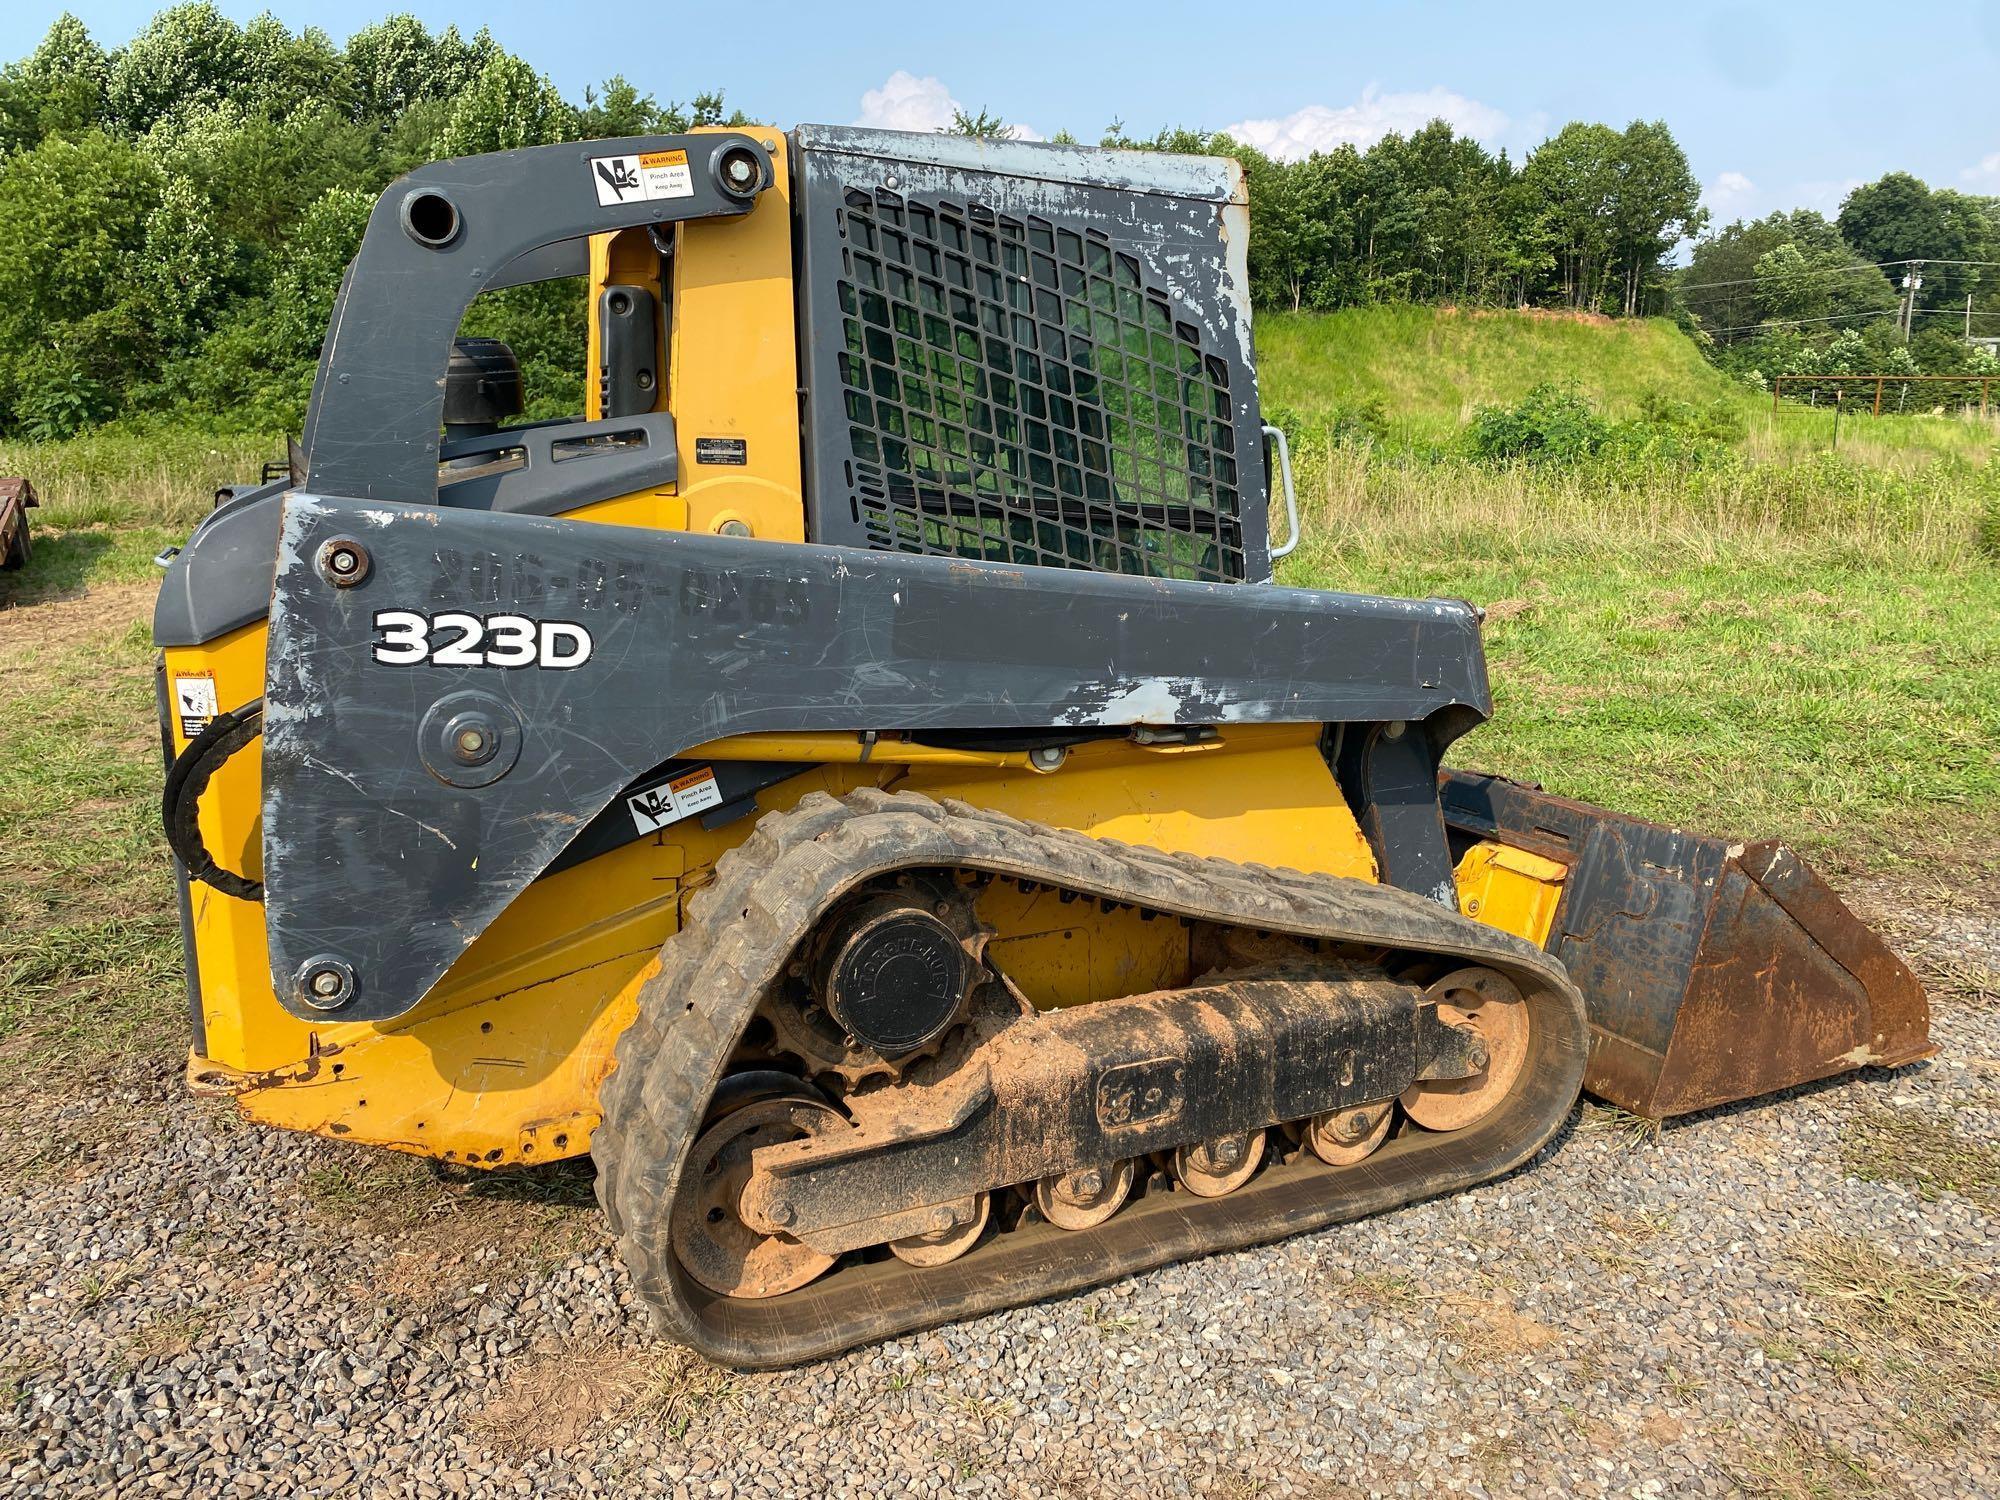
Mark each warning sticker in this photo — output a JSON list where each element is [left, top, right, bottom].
[[173, 671, 219, 740], [591, 149, 694, 207], [627, 766, 724, 834]]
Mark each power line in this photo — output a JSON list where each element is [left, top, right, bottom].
[[1708, 308, 1902, 336], [1913, 306, 2000, 319], [1679, 259, 1916, 293], [1676, 257, 2000, 294], [1708, 304, 2000, 338]]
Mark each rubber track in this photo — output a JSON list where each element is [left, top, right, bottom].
[[593, 788, 1588, 1368]]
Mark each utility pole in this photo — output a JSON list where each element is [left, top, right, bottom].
[[1900, 261, 1924, 341], [1969, 293, 1976, 342]]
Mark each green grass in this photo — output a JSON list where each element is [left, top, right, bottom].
[[1283, 539, 2000, 854], [1262, 307, 2000, 857], [0, 424, 278, 532], [1261, 305, 1999, 469], [0, 530, 185, 1078]]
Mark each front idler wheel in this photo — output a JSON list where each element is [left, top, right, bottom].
[[1400, 967, 1531, 1131], [672, 1090, 847, 1298]]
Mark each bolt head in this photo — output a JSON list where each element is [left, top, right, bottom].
[[1212, 1138, 1242, 1168], [296, 957, 356, 1011], [1073, 1169, 1104, 1200], [766, 1200, 794, 1228], [444, 713, 500, 766], [317, 537, 371, 587]]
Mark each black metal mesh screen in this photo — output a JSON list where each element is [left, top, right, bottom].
[[833, 188, 1247, 582]]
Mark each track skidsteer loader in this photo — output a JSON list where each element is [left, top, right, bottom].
[[153, 127, 1931, 1367]]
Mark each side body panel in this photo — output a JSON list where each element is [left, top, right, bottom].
[[259, 493, 1490, 1022]]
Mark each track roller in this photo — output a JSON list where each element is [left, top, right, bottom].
[[888, 1193, 989, 1266], [1032, 1159, 1136, 1231], [1304, 1101, 1395, 1165], [1173, 1131, 1265, 1197]]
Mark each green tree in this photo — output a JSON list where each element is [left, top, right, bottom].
[[238, 16, 353, 120], [1607, 120, 1704, 316], [343, 17, 495, 123], [270, 187, 376, 361], [139, 172, 230, 343], [438, 54, 579, 157], [1522, 123, 1623, 309], [105, 3, 253, 134], [0, 131, 163, 432], [579, 77, 670, 138], [144, 102, 379, 253], [1838, 172, 1976, 310], [1751, 241, 1897, 328], [945, 107, 1013, 139], [1677, 210, 1854, 340], [0, 14, 109, 152]]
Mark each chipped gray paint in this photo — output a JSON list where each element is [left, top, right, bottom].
[[260, 494, 1492, 1023]]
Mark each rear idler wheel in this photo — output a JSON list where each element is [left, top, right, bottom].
[[888, 1193, 989, 1266], [672, 1091, 847, 1299], [1032, 1158, 1137, 1231], [1304, 1101, 1395, 1165], [1173, 1130, 1265, 1197], [1401, 967, 1531, 1132]]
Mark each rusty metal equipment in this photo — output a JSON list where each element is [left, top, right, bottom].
[[0, 477, 35, 571], [1442, 771, 1932, 1118]]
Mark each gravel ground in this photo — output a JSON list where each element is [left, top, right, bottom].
[[3, 895, 1996, 1499]]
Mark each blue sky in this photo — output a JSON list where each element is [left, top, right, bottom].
[[9, 1, 2000, 229]]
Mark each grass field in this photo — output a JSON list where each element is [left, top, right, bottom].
[[1260, 305, 2000, 469], [2, 305, 1996, 1078]]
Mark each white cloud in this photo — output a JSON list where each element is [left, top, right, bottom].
[[855, 70, 1041, 140], [1703, 170, 1758, 219], [1220, 85, 1510, 162], [1963, 151, 2000, 189], [858, 71, 957, 133]]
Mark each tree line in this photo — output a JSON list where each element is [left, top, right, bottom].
[[1101, 119, 1704, 320], [1675, 174, 2000, 393], [0, 7, 748, 439], [0, 5, 1987, 442]]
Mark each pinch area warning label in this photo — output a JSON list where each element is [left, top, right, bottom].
[[173, 671, 218, 740], [626, 766, 724, 834], [592, 150, 694, 207]]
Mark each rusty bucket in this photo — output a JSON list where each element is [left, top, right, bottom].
[[1440, 771, 1933, 1119]]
